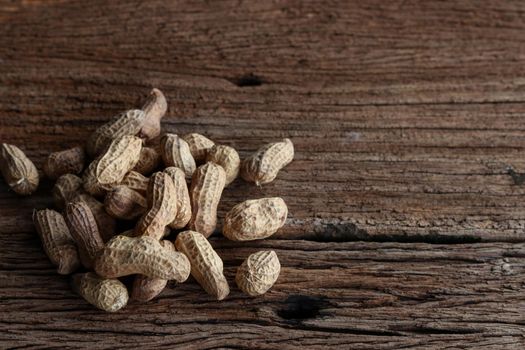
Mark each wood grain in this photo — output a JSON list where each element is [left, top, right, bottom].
[[1, 0, 525, 348]]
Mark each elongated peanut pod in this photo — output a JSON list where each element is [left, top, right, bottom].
[[72, 273, 128, 312], [95, 135, 143, 185], [94, 235, 190, 281], [72, 193, 116, 242], [241, 138, 294, 185], [33, 209, 80, 275], [135, 172, 177, 240], [131, 240, 175, 302], [120, 171, 149, 195], [139, 88, 167, 140], [164, 167, 191, 229], [104, 185, 147, 220], [86, 109, 145, 157], [181, 133, 215, 163], [82, 160, 107, 197], [65, 201, 105, 269], [206, 145, 240, 186], [188, 162, 226, 237], [0, 143, 39, 195], [160, 133, 196, 178], [132, 147, 161, 175], [43, 146, 85, 179], [236, 251, 280, 296], [52, 174, 83, 209], [223, 197, 287, 241], [175, 230, 229, 300]]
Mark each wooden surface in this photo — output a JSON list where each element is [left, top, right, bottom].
[[1, 0, 525, 348]]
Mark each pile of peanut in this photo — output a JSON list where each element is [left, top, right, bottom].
[[0, 88, 293, 311]]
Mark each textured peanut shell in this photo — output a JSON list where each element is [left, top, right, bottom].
[[236, 250, 280, 296], [160, 134, 196, 178], [86, 109, 145, 157], [130, 240, 175, 302], [164, 167, 191, 229], [52, 174, 83, 209], [139, 88, 167, 140], [132, 147, 161, 175], [241, 138, 294, 185], [104, 185, 147, 220], [72, 273, 128, 312], [188, 162, 226, 237], [82, 160, 107, 197], [95, 135, 143, 185], [181, 133, 215, 163], [94, 235, 190, 281], [43, 146, 85, 180], [206, 145, 240, 186], [134, 172, 177, 240], [120, 171, 149, 195], [175, 230, 229, 300], [223, 197, 288, 241], [33, 209, 80, 275], [0, 143, 39, 195], [73, 193, 116, 242], [65, 201, 105, 269]]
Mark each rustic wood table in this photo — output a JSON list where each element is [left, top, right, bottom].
[[1, 1, 525, 349]]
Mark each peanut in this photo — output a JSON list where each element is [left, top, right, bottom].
[[206, 145, 240, 186], [120, 170, 149, 195], [82, 160, 107, 197], [33, 209, 80, 275], [132, 147, 161, 175], [104, 185, 147, 220], [73, 193, 116, 242], [175, 230, 229, 300], [241, 138, 294, 185], [188, 162, 226, 237], [86, 109, 145, 157], [52, 174, 83, 209], [94, 235, 190, 281], [236, 250, 280, 296], [223, 197, 287, 241], [43, 146, 85, 179], [181, 133, 215, 163], [139, 88, 167, 140], [131, 240, 175, 302], [134, 172, 177, 239], [0, 143, 39, 195], [72, 273, 128, 312], [164, 167, 191, 229], [65, 201, 105, 269], [160, 133, 196, 178], [95, 135, 143, 185]]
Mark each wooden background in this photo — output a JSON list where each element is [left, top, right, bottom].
[[1, 0, 525, 348]]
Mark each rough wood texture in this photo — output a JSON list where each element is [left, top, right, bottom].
[[1, 0, 525, 348]]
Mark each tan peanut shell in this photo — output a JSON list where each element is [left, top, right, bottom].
[[175, 230, 229, 300], [65, 201, 105, 269], [94, 235, 190, 281], [139, 88, 167, 140], [181, 133, 215, 163], [33, 209, 80, 275], [86, 109, 145, 157], [160, 133, 196, 178], [132, 147, 161, 175], [73, 193, 116, 242], [241, 138, 294, 185], [43, 146, 85, 179], [0, 143, 39, 195], [104, 185, 147, 220], [52, 174, 83, 209], [223, 197, 287, 241], [82, 160, 107, 197], [236, 250, 280, 296], [164, 167, 191, 229], [120, 171, 149, 195], [188, 162, 226, 237], [134, 172, 177, 240], [95, 135, 143, 185], [72, 273, 128, 312], [206, 145, 240, 186], [131, 240, 175, 302]]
